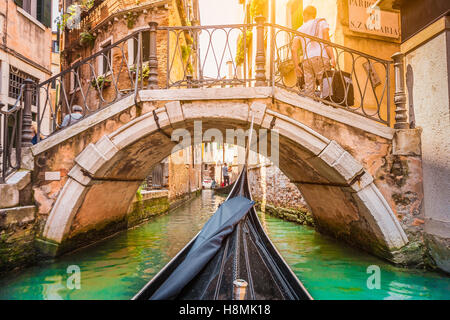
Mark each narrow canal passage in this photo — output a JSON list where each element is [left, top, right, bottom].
[[0, 191, 448, 300]]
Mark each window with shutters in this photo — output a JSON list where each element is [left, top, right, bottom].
[[52, 40, 60, 53], [15, 0, 52, 28], [131, 31, 150, 64], [99, 38, 113, 75]]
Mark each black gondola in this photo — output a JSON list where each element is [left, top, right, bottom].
[[133, 119, 312, 300]]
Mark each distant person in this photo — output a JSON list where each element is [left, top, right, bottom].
[[61, 105, 83, 128], [292, 5, 336, 97], [222, 163, 230, 186], [31, 123, 44, 145]]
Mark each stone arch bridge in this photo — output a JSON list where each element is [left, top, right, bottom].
[[0, 21, 427, 272], [24, 86, 423, 264]]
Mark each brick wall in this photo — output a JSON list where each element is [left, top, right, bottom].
[[248, 163, 308, 211]]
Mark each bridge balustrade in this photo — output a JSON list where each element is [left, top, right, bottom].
[[0, 18, 410, 181]]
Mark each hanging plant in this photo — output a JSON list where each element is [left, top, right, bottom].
[[185, 62, 194, 75], [91, 75, 112, 90], [181, 45, 192, 62], [250, 0, 268, 20], [56, 1, 95, 31], [80, 31, 96, 47], [181, 45, 194, 75], [236, 30, 252, 66]]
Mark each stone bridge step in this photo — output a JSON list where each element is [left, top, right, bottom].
[[0, 170, 32, 209]]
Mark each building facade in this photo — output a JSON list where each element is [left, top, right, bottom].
[[384, 0, 450, 273], [0, 0, 53, 142]]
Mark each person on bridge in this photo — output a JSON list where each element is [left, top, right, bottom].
[[292, 5, 336, 97], [222, 163, 230, 186], [31, 123, 45, 145], [61, 105, 84, 128]]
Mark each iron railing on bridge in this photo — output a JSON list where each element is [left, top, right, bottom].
[[1, 18, 409, 181], [0, 80, 34, 183]]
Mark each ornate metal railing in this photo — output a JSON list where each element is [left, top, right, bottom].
[[25, 20, 409, 147], [36, 26, 156, 140], [161, 23, 256, 88], [271, 23, 392, 125], [1, 19, 410, 181], [160, 21, 393, 125]]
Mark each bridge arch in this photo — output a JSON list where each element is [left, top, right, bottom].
[[40, 96, 408, 261]]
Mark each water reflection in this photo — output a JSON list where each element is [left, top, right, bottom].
[[0, 190, 448, 300]]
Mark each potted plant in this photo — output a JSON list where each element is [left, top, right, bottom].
[[130, 62, 150, 83], [91, 75, 111, 90]]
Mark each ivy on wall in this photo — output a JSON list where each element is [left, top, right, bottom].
[[236, 30, 253, 66], [288, 0, 303, 30]]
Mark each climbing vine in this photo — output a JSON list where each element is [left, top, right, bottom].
[[125, 12, 141, 29], [236, 30, 252, 66]]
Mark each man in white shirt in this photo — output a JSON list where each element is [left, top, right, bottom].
[[61, 105, 83, 128], [292, 5, 336, 97]]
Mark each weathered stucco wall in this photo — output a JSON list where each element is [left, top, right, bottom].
[[405, 31, 450, 273], [0, 1, 52, 71], [248, 162, 314, 226], [168, 145, 202, 202], [0, 205, 36, 275]]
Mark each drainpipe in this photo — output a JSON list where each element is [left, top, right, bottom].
[[3, 0, 8, 47]]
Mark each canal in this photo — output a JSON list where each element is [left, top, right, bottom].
[[0, 190, 448, 300]]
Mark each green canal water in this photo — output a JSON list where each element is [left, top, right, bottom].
[[0, 190, 448, 300]]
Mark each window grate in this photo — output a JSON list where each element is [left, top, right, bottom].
[[8, 66, 38, 105]]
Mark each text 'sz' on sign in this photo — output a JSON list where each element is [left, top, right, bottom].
[[348, 0, 400, 39]]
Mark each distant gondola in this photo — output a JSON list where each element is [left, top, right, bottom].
[[213, 180, 235, 195], [133, 118, 312, 300]]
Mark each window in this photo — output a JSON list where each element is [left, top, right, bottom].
[[8, 65, 38, 105], [15, 0, 52, 28], [99, 40, 112, 75], [52, 40, 59, 53], [69, 58, 81, 93], [132, 31, 150, 64]]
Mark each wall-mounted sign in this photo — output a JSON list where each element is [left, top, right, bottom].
[[348, 0, 400, 39]]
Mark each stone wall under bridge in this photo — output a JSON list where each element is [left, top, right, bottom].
[[29, 87, 426, 267]]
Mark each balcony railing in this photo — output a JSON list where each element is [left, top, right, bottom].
[[0, 80, 34, 183]]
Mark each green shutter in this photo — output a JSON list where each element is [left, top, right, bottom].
[[14, 0, 24, 7], [37, 0, 52, 28]]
